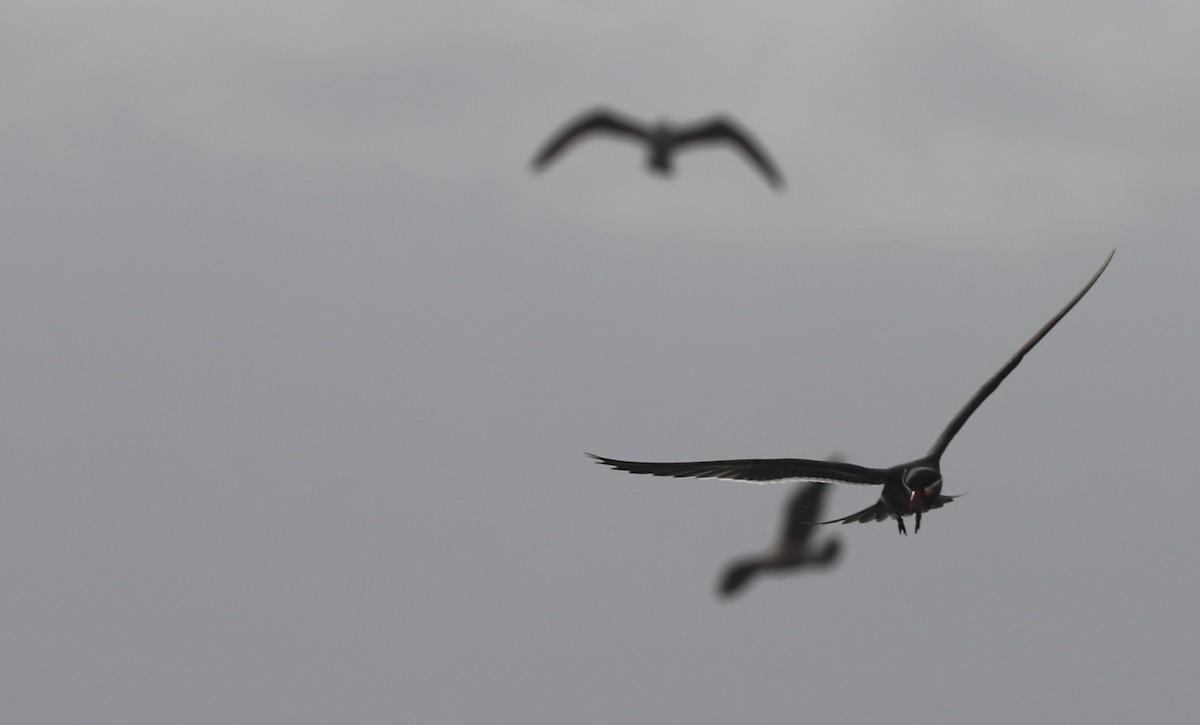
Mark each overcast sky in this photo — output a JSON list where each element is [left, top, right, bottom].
[[3, 2, 1199, 723]]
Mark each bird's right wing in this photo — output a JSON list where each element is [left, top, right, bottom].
[[674, 117, 784, 189], [531, 108, 649, 169], [588, 453, 887, 486]]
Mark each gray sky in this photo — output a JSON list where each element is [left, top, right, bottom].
[[3, 2, 1198, 723]]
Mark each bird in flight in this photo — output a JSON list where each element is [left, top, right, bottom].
[[531, 107, 784, 189], [590, 250, 1114, 535], [719, 480, 843, 598]]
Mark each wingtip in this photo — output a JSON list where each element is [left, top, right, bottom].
[[530, 146, 558, 172], [1090, 247, 1117, 283], [1092, 248, 1116, 275]]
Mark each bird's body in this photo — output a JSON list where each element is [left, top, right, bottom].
[[591, 250, 1115, 534], [532, 107, 784, 189], [720, 481, 843, 598], [643, 127, 678, 173]]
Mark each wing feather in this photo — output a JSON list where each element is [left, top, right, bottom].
[[587, 453, 886, 486]]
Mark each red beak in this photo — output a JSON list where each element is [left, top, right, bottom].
[[907, 489, 925, 513]]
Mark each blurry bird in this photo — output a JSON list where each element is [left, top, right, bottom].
[[590, 250, 1114, 535], [531, 107, 784, 189], [719, 481, 842, 598]]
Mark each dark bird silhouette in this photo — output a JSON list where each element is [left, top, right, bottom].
[[531, 107, 784, 189], [590, 250, 1114, 535], [719, 481, 842, 598]]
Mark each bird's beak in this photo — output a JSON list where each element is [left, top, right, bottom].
[[908, 490, 926, 533], [907, 489, 924, 512]]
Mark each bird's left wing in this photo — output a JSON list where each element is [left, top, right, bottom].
[[925, 249, 1114, 463], [674, 117, 784, 189]]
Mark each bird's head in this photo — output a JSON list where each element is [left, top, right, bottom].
[[903, 466, 943, 513]]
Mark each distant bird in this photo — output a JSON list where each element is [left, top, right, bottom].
[[590, 250, 1114, 535], [531, 107, 784, 189], [719, 481, 842, 598]]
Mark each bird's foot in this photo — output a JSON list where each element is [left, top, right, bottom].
[[896, 517, 907, 536]]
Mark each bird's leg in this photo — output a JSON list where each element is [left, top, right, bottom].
[[914, 509, 922, 533], [896, 517, 907, 536]]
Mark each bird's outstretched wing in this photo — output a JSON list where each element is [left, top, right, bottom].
[[780, 483, 831, 547], [587, 453, 886, 486], [925, 249, 1115, 463], [531, 108, 650, 170], [673, 117, 784, 189]]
